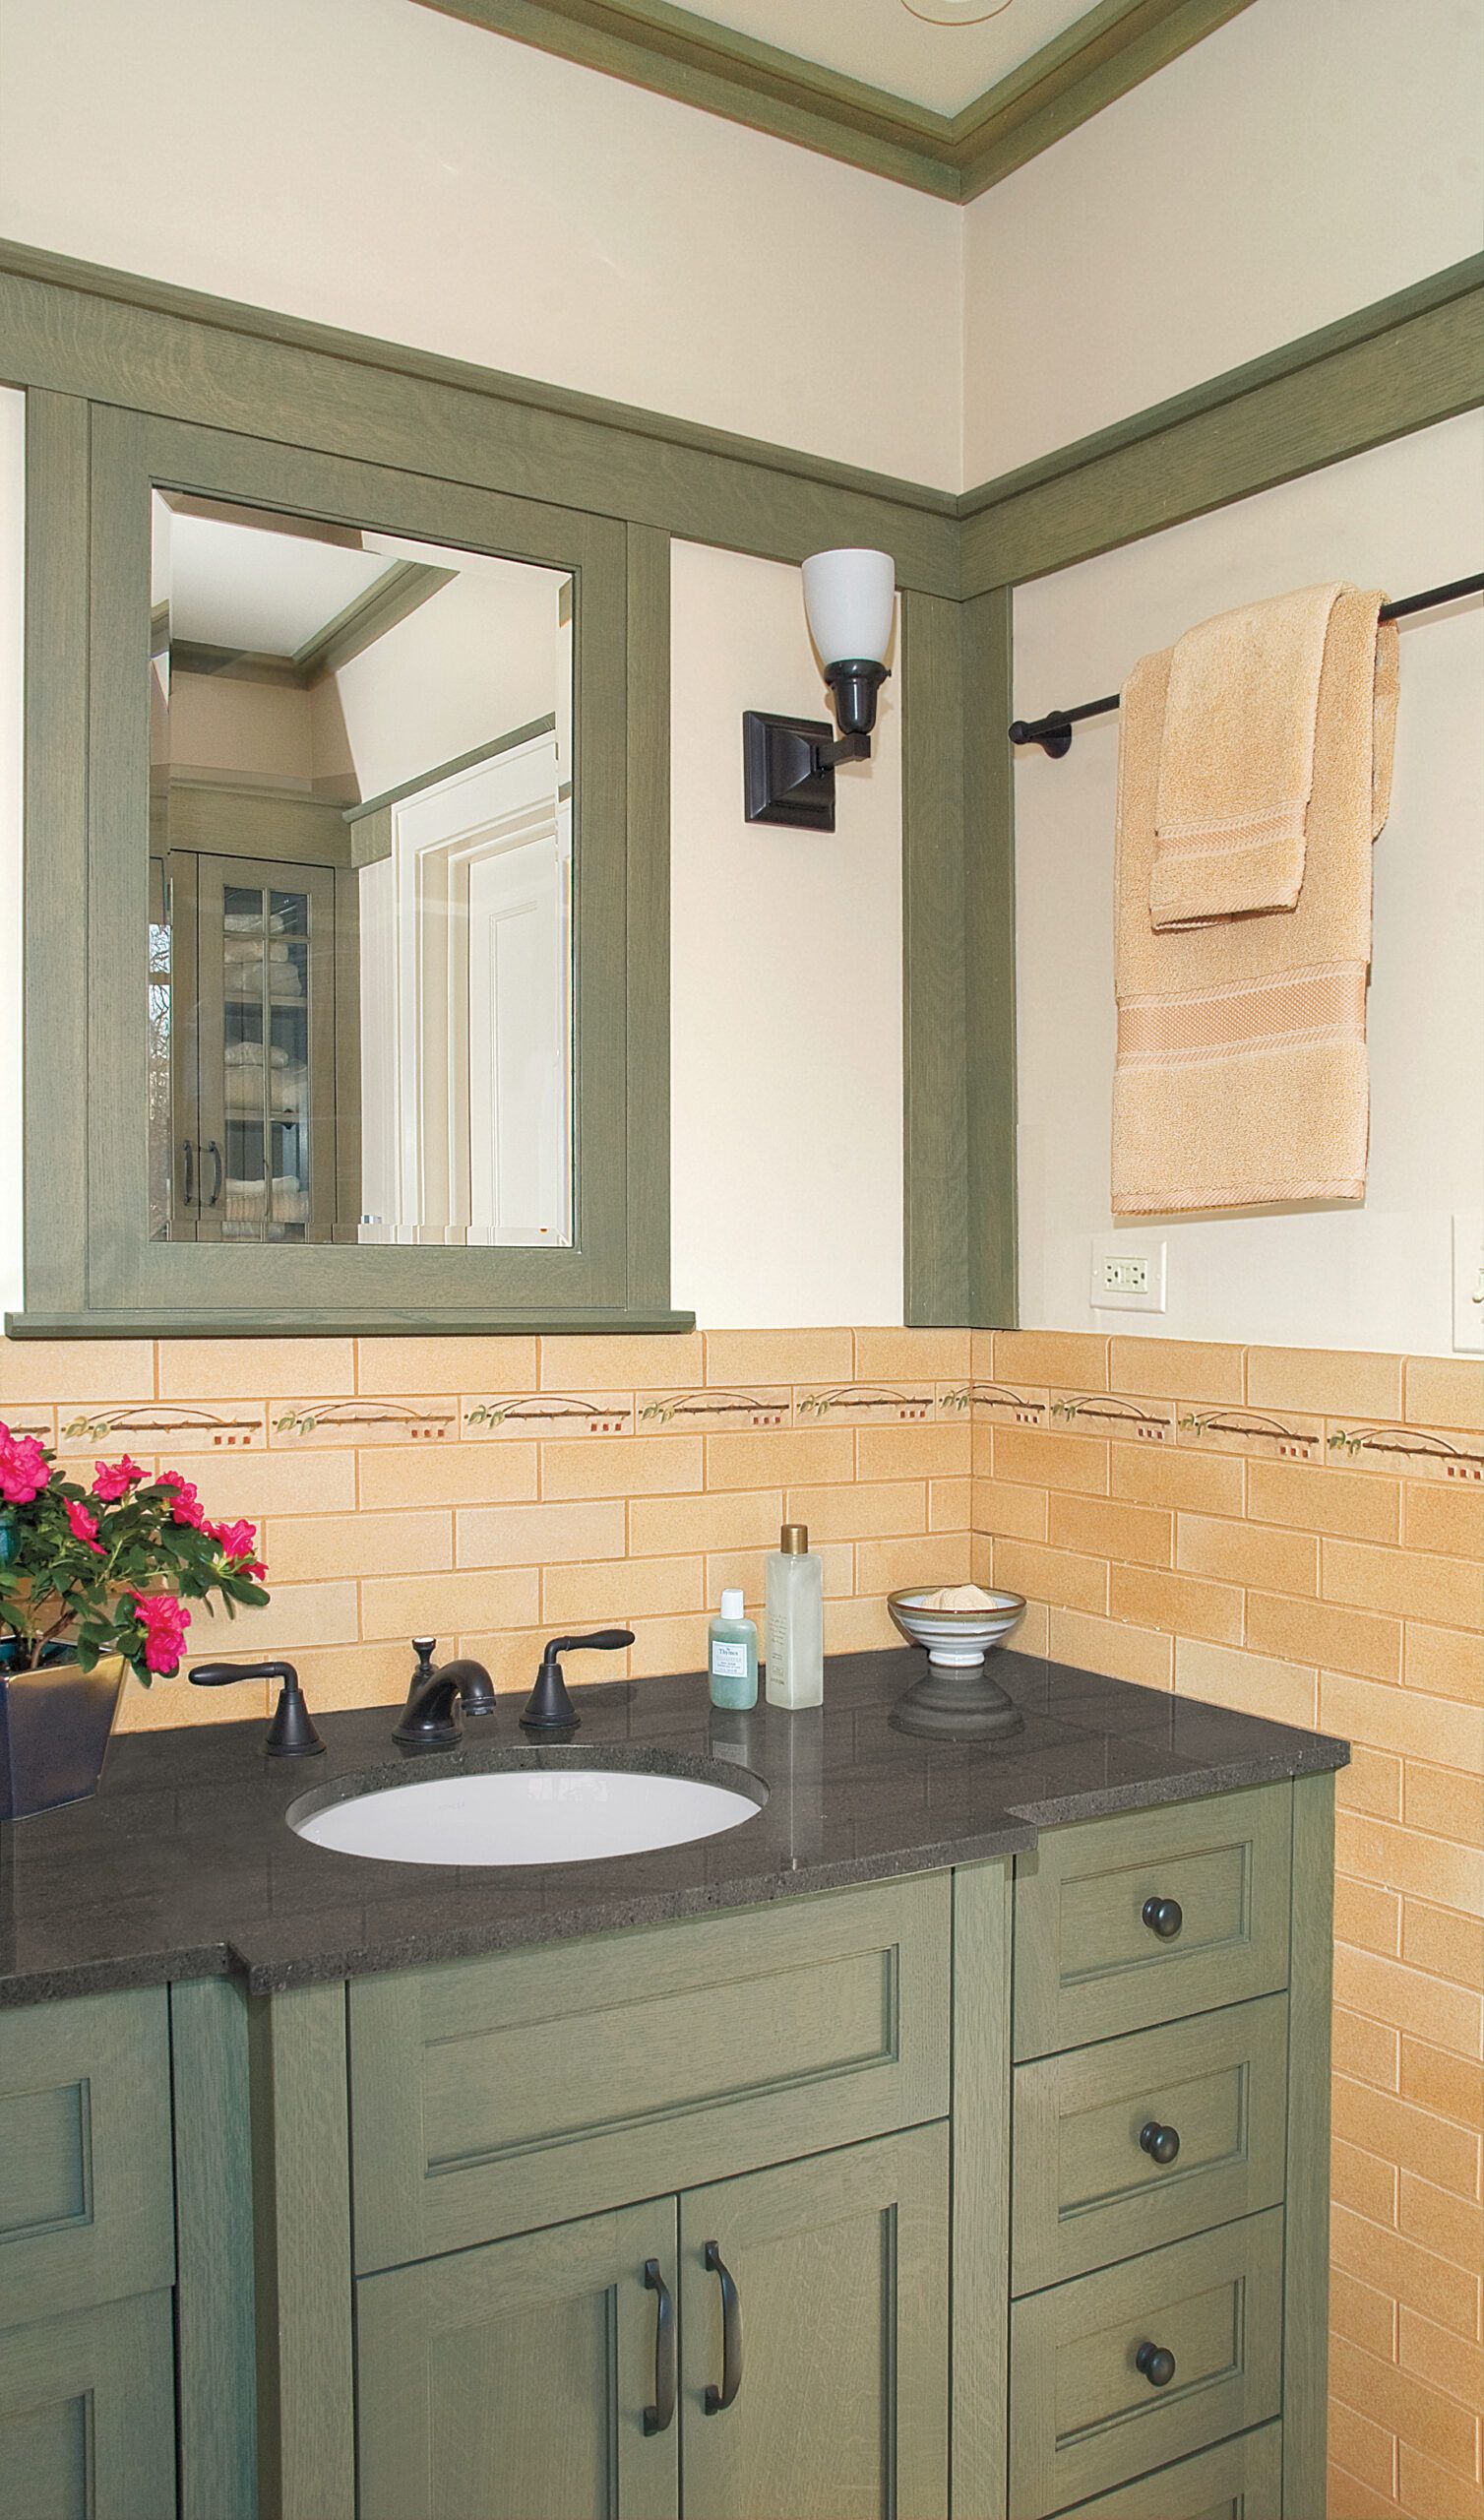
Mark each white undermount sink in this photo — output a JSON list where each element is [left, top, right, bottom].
[[289, 1757, 767, 1868]]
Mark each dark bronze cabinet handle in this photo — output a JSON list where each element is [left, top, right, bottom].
[[1140, 2120, 1181, 2165], [1143, 1896, 1184, 1939], [206, 1140, 223, 1207], [643, 2259, 675, 2436], [181, 1138, 196, 1207], [1136, 2342, 1177, 2388], [703, 2239, 743, 2414]]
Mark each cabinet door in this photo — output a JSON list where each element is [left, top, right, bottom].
[[0, 2293, 176, 2520], [356, 2199, 679, 2520], [679, 2124, 949, 2520]]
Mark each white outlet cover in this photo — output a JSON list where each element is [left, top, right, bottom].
[[1453, 1212, 1484, 1354], [1089, 1235, 1167, 1314]]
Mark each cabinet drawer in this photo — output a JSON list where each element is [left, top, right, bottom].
[[0, 1989, 175, 2328], [1013, 1787, 1292, 2059], [1051, 2420, 1282, 2518], [348, 1873, 950, 2271], [1012, 1994, 1288, 2293], [1009, 2210, 1283, 2518], [0, 2291, 176, 2520]]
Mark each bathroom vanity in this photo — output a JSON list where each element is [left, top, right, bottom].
[[0, 1648, 1343, 2520]]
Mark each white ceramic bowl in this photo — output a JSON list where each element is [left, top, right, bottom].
[[888, 1587, 1025, 1670]]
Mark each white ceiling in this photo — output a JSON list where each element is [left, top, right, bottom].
[[162, 512, 395, 654], [669, 0, 1094, 116]]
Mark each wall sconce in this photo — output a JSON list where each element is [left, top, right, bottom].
[[743, 547, 895, 830]]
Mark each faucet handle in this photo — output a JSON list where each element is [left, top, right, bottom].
[[190, 1659, 325, 1759], [521, 1629, 635, 1734]]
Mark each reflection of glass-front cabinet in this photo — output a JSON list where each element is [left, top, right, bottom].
[[152, 789, 358, 1244]]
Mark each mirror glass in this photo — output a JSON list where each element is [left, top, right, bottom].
[[147, 492, 574, 1248]]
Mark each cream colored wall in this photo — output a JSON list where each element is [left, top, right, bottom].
[[0, 0, 962, 489], [1012, 413, 1484, 1355], [668, 541, 904, 1327], [326, 562, 561, 803], [961, 0, 1484, 481]]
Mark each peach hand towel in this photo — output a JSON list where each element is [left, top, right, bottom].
[[1112, 587, 1398, 1214], [1149, 581, 1346, 929]]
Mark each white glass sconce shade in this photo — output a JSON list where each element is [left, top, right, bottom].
[[801, 548, 895, 668]]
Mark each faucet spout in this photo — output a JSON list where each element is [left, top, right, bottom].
[[393, 1639, 497, 1749]]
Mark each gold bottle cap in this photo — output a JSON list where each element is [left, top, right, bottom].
[[780, 1523, 808, 1554]]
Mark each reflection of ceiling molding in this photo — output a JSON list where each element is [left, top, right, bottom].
[[158, 490, 367, 549], [171, 640, 312, 689], [415, 0, 1257, 198], [292, 559, 460, 679], [344, 713, 560, 832]]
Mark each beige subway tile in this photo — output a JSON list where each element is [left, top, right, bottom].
[[1013, 1599, 1051, 1658], [824, 1593, 899, 1656], [1398, 2445, 1484, 2520], [1248, 1592, 1400, 1682], [707, 1427, 854, 1490], [361, 1565, 540, 1640], [453, 1627, 552, 1694], [357, 1442, 539, 1509], [1108, 1562, 1242, 1644], [1174, 1637, 1317, 1730], [992, 1329, 1109, 1392], [158, 1338, 354, 1399], [1109, 1443, 1244, 1516], [1177, 1511, 1317, 1595], [1405, 1356, 1484, 1433], [855, 1422, 971, 1481], [971, 1424, 994, 1480], [929, 1477, 971, 1533], [1335, 1873, 1402, 1959], [265, 1508, 452, 1583], [540, 1434, 703, 1501], [1330, 2340, 1479, 2487], [456, 1498, 626, 1568], [626, 1613, 711, 1680], [856, 1533, 970, 1596], [1110, 1336, 1245, 1405], [115, 1671, 271, 1733], [1339, 1745, 1404, 1822], [1246, 1456, 1401, 1544], [1402, 1901, 1484, 1992], [1248, 1347, 1405, 1422], [1332, 2141, 1399, 2230], [970, 1530, 992, 1588], [1333, 2005, 1401, 2096], [1332, 2073, 1482, 2201], [1404, 1480, 1484, 1560], [1404, 1623, 1483, 1704], [290, 1640, 414, 1713], [852, 1327, 969, 1382], [355, 1336, 538, 1396], [993, 1540, 1107, 1616], [1338, 1810, 1484, 1918], [706, 1543, 851, 1607], [629, 1489, 783, 1555], [1327, 2457, 1403, 2520], [1400, 2041, 1484, 2136], [0, 1338, 155, 1407], [1051, 1607, 1173, 1689], [543, 1554, 705, 1626], [1321, 1673, 1483, 1779], [970, 1477, 1048, 1544], [704, 1329, 854, 1387], [1403, 1761, 1484, 1846], [969, 1329, 995, 1377], [993, 1423, 1108, 1495], [170, 1448, 357, 1520], [785, 1481, 927, 1544], [1050, 1491, 1172, 1568], [189, 1582, 359, 1655], [1333, 2262, 1400, 2363], [541, 1331, 704, 1391], [1324, 1539, 1483, 1631], [1332, 2206, 1479, 2340], [1328, 2397, 1400, 2504], [1396, 2174, 1484, 2277], [1398, 2313, 1484, 2428]]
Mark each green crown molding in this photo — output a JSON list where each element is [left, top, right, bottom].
[[414, 0, 1259, 201]]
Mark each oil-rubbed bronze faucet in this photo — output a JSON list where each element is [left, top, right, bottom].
[[190, 1659, 325, 1757], [393, 1637, 497, 1749], [520, 1630, 635, 1733]]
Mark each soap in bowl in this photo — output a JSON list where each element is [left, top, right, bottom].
[[888, 1585, 1026, 1740]]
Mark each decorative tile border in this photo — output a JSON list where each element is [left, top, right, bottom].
[[1327, 1420, 1484, 1482], [949, 1381, 1047, 1423], [464, 1393, 631, 1437], [59, 1402, 267, 1453], [1176, 1407, 1323, 1462], [1048, 1392, 1175, 1444], [637, 1388, 789, 1429], [796, 1383, 935, 1423], [271, 1399, 455, 1445]]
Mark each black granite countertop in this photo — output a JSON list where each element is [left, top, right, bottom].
[[0, 1648, 1347, 2005]]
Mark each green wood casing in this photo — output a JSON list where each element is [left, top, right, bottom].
[[170, 1979, 258, 2520], [1282, 1770, 1335, 2520], [951, 1858, 1014, 2520], [0, 2291, 177, 2520]]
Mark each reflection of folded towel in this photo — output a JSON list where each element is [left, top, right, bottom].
[[224, 1041, 287, 1068], [222, 1175, 266, 1223], [271, 1174, 308, 1224], [223, 937, 292, 965], [224, 909, 288, 935]]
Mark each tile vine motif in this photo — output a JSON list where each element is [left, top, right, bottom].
[[1178, 1409, 1321, 1461], [947, 1382, 1047, 1423], [1329, 1423, 1484, 1482], [1049, 1395, 1174, 1443], [61, 1404, 264, 1451], [638, 1389, 788, 1428], [464, 1395, 630, 1435], [274, 1400, 454, 1443], [797, 1385, 934, 1422]]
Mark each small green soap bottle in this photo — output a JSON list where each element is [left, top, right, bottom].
[[708, 1588, 759, 1710]]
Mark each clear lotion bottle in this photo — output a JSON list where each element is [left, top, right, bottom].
[[709, 1588, 759, 1711], [766, 1523, 824, 1709]]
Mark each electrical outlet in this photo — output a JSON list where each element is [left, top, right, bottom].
[[1089, 1236, 1166, 1313], [1453, 1213, 1484, 1354]]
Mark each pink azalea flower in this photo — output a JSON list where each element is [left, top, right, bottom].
[[128, 1590, 191, 1675], [0, 1424, 51, 1505], [63, 1497, 105, 1555], [93, 1455, 146, 1501], [208, 1517, 261, 1566], [158, 1471, 205, 1529]]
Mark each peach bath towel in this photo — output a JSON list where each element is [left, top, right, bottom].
[[1112, 586, 1398, 1214]]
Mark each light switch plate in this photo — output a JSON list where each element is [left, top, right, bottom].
[[1089, 1236, 1167, 1313], [1453, 1212, 1484, 1353]]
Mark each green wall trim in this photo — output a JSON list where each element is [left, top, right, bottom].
[[171, 1979, 258, 2520], [4, 1305, 699, 1338], [415, 0, 1257, 202], [248, 1985, 356, 2520], [1283, 1771, 1336, 2520]]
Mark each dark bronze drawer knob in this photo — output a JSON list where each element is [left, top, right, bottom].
[[1142, 1896, 1184, 1939], [1140, 2119, 1181, 2165], [1136, 2342, 1177, 2388]]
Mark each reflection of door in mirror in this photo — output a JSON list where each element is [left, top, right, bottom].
[[148, 491, 575, 1248]]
